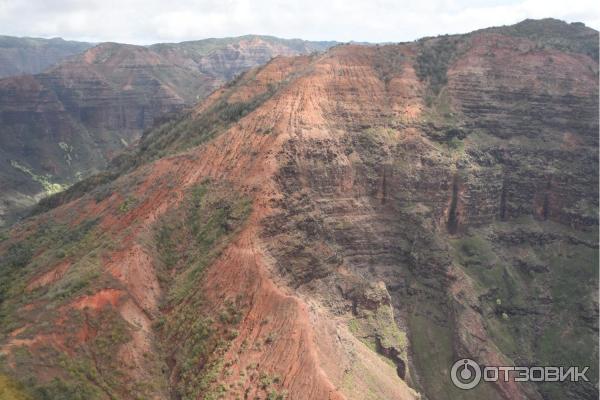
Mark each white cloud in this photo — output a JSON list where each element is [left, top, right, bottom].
[[0, 0, 597, 44]]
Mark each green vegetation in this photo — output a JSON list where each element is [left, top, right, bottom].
[[10, 160, 67, 196], [267, 388, 288, 400], [451, 220, 599, 399], [406, 304, 502, 400], [348, 303, 408, 362], [0, 209, 147, 398], [3, 178, 253, 399], [153, 180, 252, 399], [5, 307, 134, 400], [58, 142, 75, 166], [30, 378, 98, 400], [0, 218, 99, 312], [447, 136, 464, 151], [119, 86, 278, 171], [345, 283, 411, 389], [0, 374, 32, 400], [415, 36, 459, 95], [488, 18, 599, 61], [117, 196, 136, 213], [158, 180, 252, 303], [0, 220, 130, 397], [34, 172, 118, 215], [420, 86, 468, 145], [155, 224, 177, 269], [373, 45, 405, 85]]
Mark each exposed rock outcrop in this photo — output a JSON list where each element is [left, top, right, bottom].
[[0, 19, 597, 400]]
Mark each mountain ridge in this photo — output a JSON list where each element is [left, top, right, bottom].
[[0, 18, 597, 400]]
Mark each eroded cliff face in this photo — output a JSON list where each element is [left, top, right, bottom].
[[0, 20, 597, 400]]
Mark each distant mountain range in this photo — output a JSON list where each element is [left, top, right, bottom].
[[0, 36, 94, 78]]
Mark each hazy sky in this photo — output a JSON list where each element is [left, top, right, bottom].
[[0, 0, 598, 44]]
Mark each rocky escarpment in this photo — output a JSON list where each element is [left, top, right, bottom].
[[0, 19, 597, 400], [0, 37, 337, 227], [0, 35, 93, 79], [261, 29, 597, 399]]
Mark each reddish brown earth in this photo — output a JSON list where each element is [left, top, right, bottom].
[[0, 19, 597, 400]]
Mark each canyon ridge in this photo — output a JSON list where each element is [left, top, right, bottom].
[[0, 18, 598, 400]]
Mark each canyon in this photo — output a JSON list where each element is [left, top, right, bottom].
[[0, 18, 598, 400], [0, 35, 335, 227]]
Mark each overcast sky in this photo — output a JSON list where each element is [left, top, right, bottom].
[[0, 0, 598, 44]]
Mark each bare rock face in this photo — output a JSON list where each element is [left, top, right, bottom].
[[0, 35, 93, 78], [0, 19, 597, 400], [0, 37, 337, 227]]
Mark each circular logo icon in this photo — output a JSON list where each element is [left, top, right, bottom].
[[451, 358, 482, 390]]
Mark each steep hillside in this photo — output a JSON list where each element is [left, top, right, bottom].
[[0, 35, 93, 78], [0, 37, 337, 227], [0, 19, 597, 400]]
